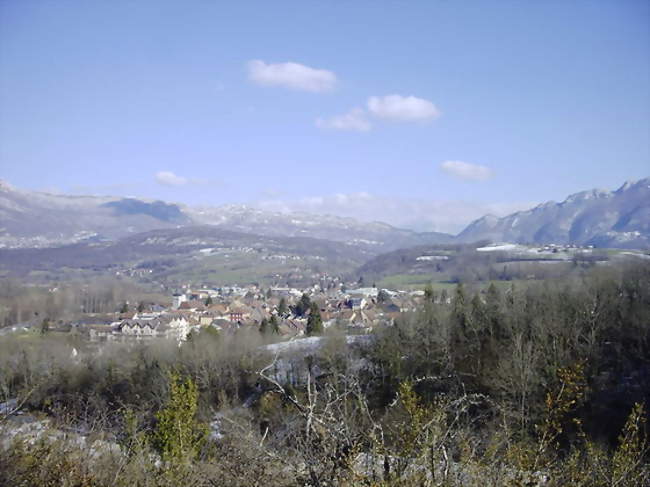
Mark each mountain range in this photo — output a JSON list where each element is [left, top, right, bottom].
[[457, 178, 650, 249], [0, 180, 452, 251], [0, 177, 648, 251]]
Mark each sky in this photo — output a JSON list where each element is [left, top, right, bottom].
[[0, 0, 648, 233]]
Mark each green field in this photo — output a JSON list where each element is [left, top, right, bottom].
[[153, 252, 354, 287], [377, 273, 456, 290]]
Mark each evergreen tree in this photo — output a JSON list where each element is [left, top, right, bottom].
[[205, 296, 213, 306], [481, 283, 507, 384], [40, 318, 50, 335], [278, 297, 288, 316], [469, 292, 488, 377], [485, 283, 505, 338], [137, 301, 146, 313], [377, 289, 390, 303], [449, 284, 470, 374], [451, 283, 468, 332], [269, 315, 280, 334], [259, 317, 269, 335], [295, 293, 311, 317], [470, 293, 487, 331], [306, 302, 323, 336], [152, 372, 207, 463], [424, 283, 434, 302], [120, 302, 129, 314], [507, 282, 516, 307]]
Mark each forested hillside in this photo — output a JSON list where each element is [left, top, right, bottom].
[[1, 262, 648, 486]]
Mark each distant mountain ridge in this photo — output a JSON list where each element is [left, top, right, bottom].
[[0, 181, 452, 251], [1, 177, 648, 250], [457, 178, 650, 249], [186, 205, 453, 251], [0, 182, 185, 247], [102, 198, 189, 223]]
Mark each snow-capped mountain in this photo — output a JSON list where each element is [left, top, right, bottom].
[[457, 178, 650, 248], [1, 177, 648, 251], [0, 181, 452, 250]]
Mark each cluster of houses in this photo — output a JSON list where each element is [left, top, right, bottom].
[[82, 313, 191, 343], [538, 243, 595, 253], [74, 284, 427, 344]]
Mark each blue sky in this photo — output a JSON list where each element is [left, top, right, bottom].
[[0, 0, 648, 232]]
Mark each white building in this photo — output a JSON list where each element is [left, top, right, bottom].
[[173, 294, 188, 309]]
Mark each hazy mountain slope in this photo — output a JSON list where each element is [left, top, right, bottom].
[[3, 177, 647, 252], [187, 205, 454, 251], [0, 226, 370, 278], [0, 181, 187, 247], [0, 181, 453, 250], [355, 243, 468, 281], [457, 178, 650, 248], [102, 198, 189, 223]]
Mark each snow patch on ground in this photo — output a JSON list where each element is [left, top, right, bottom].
[[620, 252, 650, 260], [261, 335, 373, 355], [476, 243, 521, 252]]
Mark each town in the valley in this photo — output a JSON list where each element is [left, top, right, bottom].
[[3, 240, 626, 346], [51, 281, 431, 344], [20, 283, 438, 344]]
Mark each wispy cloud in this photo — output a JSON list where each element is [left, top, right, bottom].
[[247, 60, 337, 93], [440, 160, 493, 181], [155, 171, 188, 186], [367, 94, 440, 122], [154, 171, 225, 189], [316, 107, 371, 132]]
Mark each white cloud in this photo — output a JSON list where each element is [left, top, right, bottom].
[[440, 160, 493, 181], [247, 60, 337, 92], [155, 171, 188, 186], [255, 192, 531, 234], [316, 95, 440, 133], [367, 94, 440, 122], [155, 172, 224, 188], [316, 108, 371, 132]]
